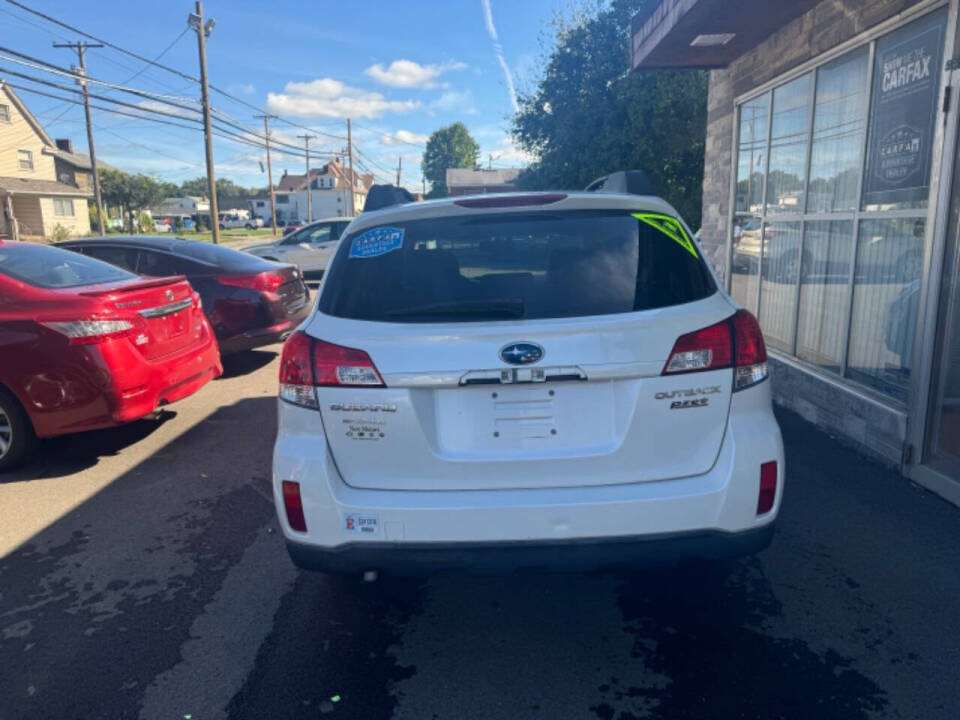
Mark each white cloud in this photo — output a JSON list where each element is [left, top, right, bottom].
[[429, 89, 477, 115], [381, 129, 429, 146], [489, 136, 533, 166], [364, 59, 466, 89], [480, 0, 519, 113], [266, 78, 419, 119]]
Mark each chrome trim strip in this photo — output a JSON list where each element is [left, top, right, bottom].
[[138, 297, 192, 318]]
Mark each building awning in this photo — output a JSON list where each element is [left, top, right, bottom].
[[0, 176, 92, 197], [631, 0, 822, 70]]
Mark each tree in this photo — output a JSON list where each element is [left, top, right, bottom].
[[422, 122, 480, 198], [179, 176, 253, 200], [98, 169, 164, 233], [511, 0, 708, 226]]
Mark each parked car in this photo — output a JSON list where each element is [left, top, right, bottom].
[[272, 174, 784, 575], [219, 212, 263, 230], [0, 241, 222, 471], [245, 218, 350, 278], [58, 237, 311, 354]]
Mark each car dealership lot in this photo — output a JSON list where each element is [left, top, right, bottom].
[[1, 347, 959, 720]]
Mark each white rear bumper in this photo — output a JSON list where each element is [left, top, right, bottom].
[[273, 380, 783, 554]]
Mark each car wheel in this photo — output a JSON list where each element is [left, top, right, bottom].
[[219, 223, 225, 230], [0, 386, 36, 472], [245, 223, 253, 229]]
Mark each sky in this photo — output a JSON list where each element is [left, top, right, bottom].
[[1, 0, 565, 193]]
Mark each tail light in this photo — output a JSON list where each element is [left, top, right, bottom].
[[662, 309, 767, 391], [281, 481, 307, 532], [757, 461, 777, 514], [217, 270, 286, 293], [279, 330, 384, 408], [42, 317, 143, 345]]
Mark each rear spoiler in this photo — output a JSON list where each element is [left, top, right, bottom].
[[79, 275, 188, 296], [584, 170, 655, 196]]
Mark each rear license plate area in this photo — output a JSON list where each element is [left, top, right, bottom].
[[491, 387, 556, 440]]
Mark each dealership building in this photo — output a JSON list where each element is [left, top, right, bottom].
[[631, 0, 960, 505]]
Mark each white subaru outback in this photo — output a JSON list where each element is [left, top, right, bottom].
[[273, 173, 784, 574]]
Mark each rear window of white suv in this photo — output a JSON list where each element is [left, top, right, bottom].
[[319, 209, 715, 322]]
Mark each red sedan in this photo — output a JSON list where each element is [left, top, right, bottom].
[[0, 241, 222, 471]]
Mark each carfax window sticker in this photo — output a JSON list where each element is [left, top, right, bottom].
[[349, 226, 404, 259], [632, 212, 699, 259]]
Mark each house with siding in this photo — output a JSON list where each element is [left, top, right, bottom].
[[0, 81, 92, 240]]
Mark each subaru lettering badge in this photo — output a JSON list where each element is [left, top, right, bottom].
[[500, 342, 544, 366]]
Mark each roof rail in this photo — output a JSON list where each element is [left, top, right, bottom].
[[584, 170, 655, 196], [363, 184, 416, 212]]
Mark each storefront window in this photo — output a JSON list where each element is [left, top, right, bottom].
[[730, 8, 946, 405], [796, 221, 853, 371], [759, 222, 801, 352], [766, 75, 811, 215], [807, 49, 869, 213]]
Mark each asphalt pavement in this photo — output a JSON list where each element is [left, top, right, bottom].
[[1, 347, 959, 720]]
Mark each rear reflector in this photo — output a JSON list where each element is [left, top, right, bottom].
[[279, 330, 384, 408], [282, 481, 307, 532], [454, 193, 567, 209], [662, 309, 768, 391], [757, 461, 777, 515]]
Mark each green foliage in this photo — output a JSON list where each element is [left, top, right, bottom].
[[422, 122, 480, 198], [511, 0, 708, 226], [51, 224, 71, 243], [88, 203, 101, 232], [138, 212, 154, 232], [179, 177, 254, 199], [99, 169, 166, 232], [173, 216, 185, 232]]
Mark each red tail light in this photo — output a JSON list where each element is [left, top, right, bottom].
[[282, 481, 307, 532], [662, 309, 768, 391], [217, 270, 286, 293], [757, 461, 777, 514], [279, 330, 384, 408], [42, 316, 144, 345]]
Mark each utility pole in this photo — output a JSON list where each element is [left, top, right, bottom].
[[396, 155, 402, 187], [297, 133, 316, 223], [188, 2, 219, 243], [54, 41, 105, 236], [422, 176, 426, 198], [256, 114, 278, 236], [346, 118, 355, 217]]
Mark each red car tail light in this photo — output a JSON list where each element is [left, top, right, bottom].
[[662, 309, 768, 391], [279, 330, 384, 408], [281, 481, 307, 532], [42, 317, 143, 345], [217, 270, 286, 293], [757, 461, 777, 514]]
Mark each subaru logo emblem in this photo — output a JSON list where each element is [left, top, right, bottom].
[[500, 342, 544, 365]]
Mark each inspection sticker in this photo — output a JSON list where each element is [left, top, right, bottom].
[[349, 227, 404, 259], [343, 514, 379, 535]]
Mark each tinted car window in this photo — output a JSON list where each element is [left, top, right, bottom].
[[81, 245, 139, 272], [0, 243, 137, 289], [319, 210, 715, 323], [173, 240, 268, 271], [136, 250, 180, 277]]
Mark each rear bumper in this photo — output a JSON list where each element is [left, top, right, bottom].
[[218, 320, 298, 354], [285, 523, 775, 575]]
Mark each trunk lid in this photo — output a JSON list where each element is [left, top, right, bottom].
[[312, 293, 735, 491], [85, 276, 205, 360]]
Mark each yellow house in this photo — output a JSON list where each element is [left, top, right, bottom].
[[0, 81, 92, 240]]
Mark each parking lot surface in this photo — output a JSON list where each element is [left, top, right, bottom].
[[1, 347, 959, 720]]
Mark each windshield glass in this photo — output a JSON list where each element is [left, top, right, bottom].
[[319, 209, 714, 322], [0, 243, 137, 289]]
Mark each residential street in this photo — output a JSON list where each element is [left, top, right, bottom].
[[0, 346, 956, 720]]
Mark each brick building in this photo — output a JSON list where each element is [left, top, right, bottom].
[[632, 0, 960, 505]]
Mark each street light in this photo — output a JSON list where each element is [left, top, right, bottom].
[[187, 13, 215, 37]]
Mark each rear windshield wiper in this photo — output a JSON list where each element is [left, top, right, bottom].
[[385, 299, 525, 319]]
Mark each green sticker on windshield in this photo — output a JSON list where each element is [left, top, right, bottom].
[[632, 212, 698, 258]]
